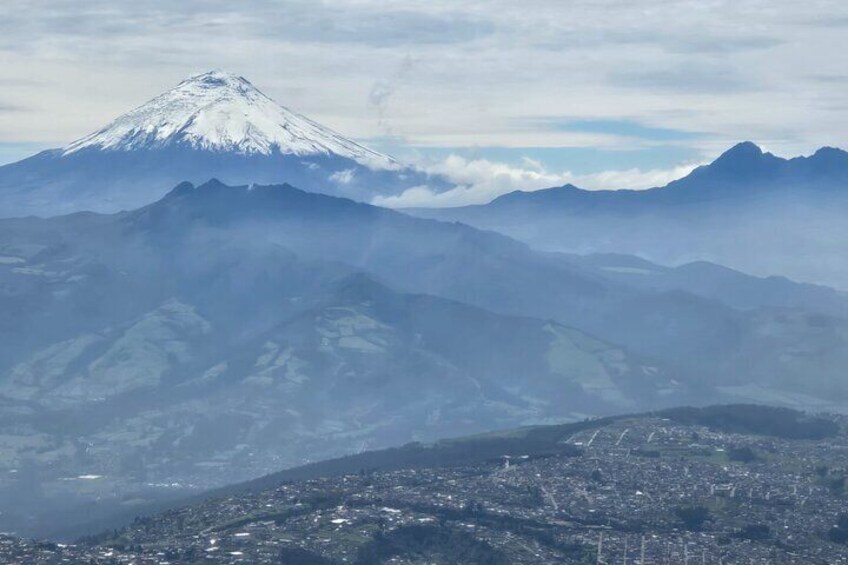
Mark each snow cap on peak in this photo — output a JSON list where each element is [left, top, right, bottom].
[[62, 70, 396, 170], [183, 69, 245, 83], [176, 70, 256, 95]]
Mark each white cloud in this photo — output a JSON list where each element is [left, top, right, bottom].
[[372, 155, 701, 208], [329, 168, 356, 184], [0, 1, 847, 167], [578, 164, 701, 190]]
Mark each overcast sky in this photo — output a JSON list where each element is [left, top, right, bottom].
[[1, 0, 847, 205]]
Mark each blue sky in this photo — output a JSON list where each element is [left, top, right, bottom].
[[0, 1, 846, 204]]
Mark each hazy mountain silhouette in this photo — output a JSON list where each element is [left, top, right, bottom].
[[411, 143, 848, 288]]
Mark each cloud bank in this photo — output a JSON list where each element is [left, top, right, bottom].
[[373, 155, 700, 208]]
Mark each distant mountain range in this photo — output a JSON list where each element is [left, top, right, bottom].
[[3, 70, 847, 292], [2, 180, 847, 536], [0, 71, 448, 217], [411, 142, 848, 288], [1, 69, 848, 539]]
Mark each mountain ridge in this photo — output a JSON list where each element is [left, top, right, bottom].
[[484, 141, 848, 206], [409, 142, 848, 288]]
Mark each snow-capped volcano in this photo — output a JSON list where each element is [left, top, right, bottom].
[[63, 70, 396, 170], [0, 70, 447, 217]]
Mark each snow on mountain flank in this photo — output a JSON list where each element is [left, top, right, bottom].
[[63, 70, 397, 170]]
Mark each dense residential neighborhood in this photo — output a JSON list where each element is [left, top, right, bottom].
[[3, 408, 848, 564]]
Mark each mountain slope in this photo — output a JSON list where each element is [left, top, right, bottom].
[[2, 180, 847, 537], [0, 71, 446, 217], [560, 253, 848, 317], [410, 143, 848, 288], [134, 180, 848, 393], [4, 179, 844, 398], [0, 189, 682, 537]]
